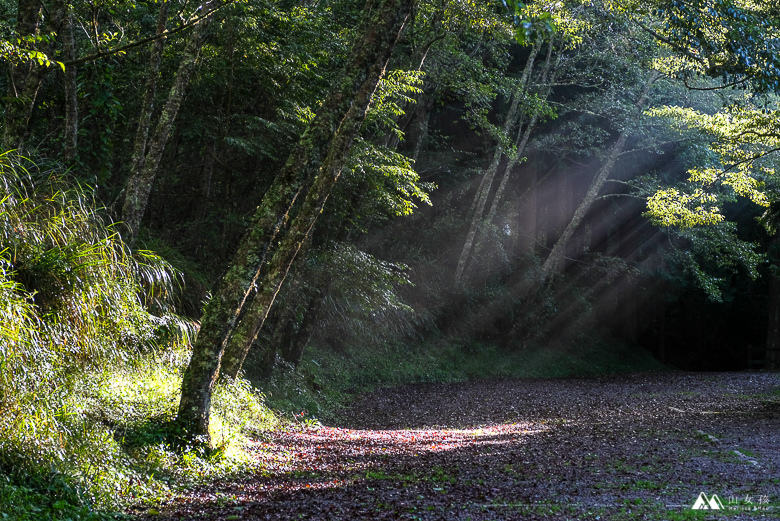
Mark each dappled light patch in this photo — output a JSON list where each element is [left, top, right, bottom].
[[254, 422, 548, 475]]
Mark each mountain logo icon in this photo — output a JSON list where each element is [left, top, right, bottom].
[[691, 492, 724, 510]]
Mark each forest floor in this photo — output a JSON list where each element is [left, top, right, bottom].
[[135, 372, 780, 520]]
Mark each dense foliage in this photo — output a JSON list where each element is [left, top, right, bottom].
[[2, 0, 780, 516]]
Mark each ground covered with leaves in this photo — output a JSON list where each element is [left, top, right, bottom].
[[135, 372, 780, 520]]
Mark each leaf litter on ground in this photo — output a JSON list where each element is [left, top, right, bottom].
[[132, 372, 780, 520]]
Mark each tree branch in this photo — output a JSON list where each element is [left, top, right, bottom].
[[683, 76, 748, 91], [633, 19, 706, 66], [722, 146, 780, 173], [734, 129, 780, 141], [595, 193, 647, 201], [616, 139, 683, 157], [62, 0, 236, 67]]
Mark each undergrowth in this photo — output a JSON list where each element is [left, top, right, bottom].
[[0, 349, 278, 520], [0, 153, 279, 519], [259, 335, 667, 420]]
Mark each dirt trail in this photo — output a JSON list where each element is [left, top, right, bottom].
[[139, 372, 780, 520]]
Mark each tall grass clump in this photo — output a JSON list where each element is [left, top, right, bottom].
[[0, 151, 276, 517]]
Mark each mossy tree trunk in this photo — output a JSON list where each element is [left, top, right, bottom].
[[221, 176, 360, 380], [219, 233, 311, 380], [176, 0, 414, 443], [217, 0, 414, 378]]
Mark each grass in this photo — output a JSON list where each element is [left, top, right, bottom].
[[0, 352, 279, 520], [0, 479, 121, 521]]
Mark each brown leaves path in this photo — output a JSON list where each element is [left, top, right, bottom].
[[138, 372, 780, 520]]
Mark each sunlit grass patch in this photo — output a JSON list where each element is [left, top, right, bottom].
[[0, 350, 280, 516], [80, 353, 278, 483]]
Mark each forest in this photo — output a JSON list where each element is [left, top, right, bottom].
[[1, 0, 780, 519]]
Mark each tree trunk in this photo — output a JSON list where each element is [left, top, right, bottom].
[[176, 0, 413, 443], [270, 309, 299, 368], [380, 16, 444, 150], [501, 76, 658, 348], [217, 81, 389, 381], [658, 292, 666, 364], [540, 75, 658, 277], [244, 306, 291, 381], [192, 137, 217, 258], [453, 38, 542, 285], [281, 290, 326, 367], [219, 235, 310, 380], [257, 340, 279, 379], [127, 1, 170, 186], [122, 1, 211, 243], [766, 232, 780, 369], [407, 94, 433, 162], [221, 173, 359, 379], [485, 39, 557, 225], [541, 134, 629, 276], [517, 168, 538, 255], [3, 0, 66, 151]]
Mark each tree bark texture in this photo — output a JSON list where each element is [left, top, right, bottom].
[[176, 0, 414, 442], [219, 239, 309, 380], [122, 1, 211, 243], [222, 176, 362, 379], [217, 0, 413, 380], [217, 52, 402, 382]]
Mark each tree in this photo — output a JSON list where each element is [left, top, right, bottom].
[[176, 0, 415, 443], [453, 35, 546, 285], [219, 69, 430, 379], [609, 0, 780, 224]]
